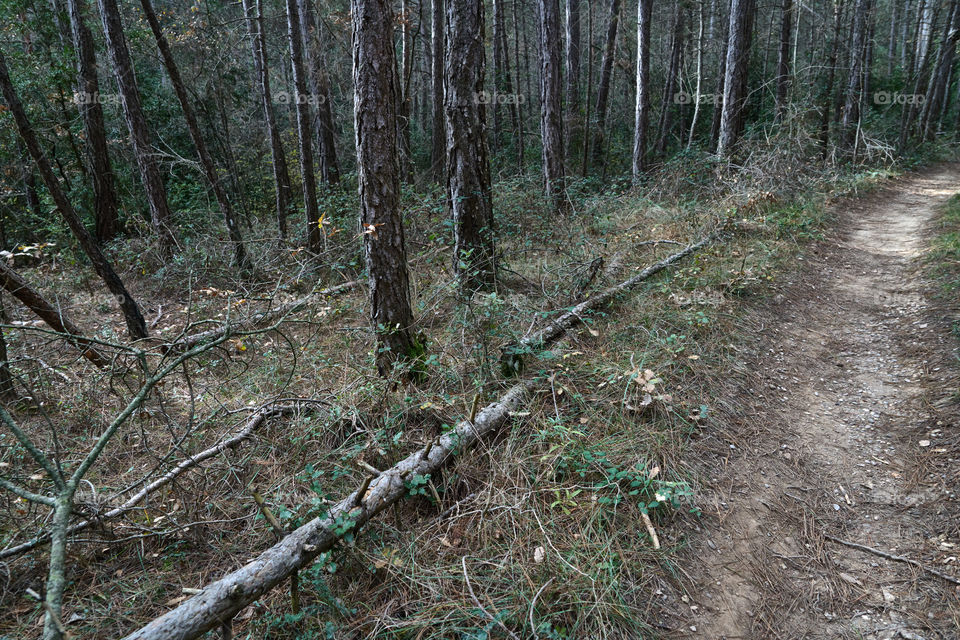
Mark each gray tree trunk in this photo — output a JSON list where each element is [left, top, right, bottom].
[[431, 0, 446, 183], [446, 0, 496, 289], [716, 0, 756, 156], [352, 0, 421, 376], [591, 0, 621, 167], [632, 0, 653, 178], [538, 0, 566, 212], [299, 0, 340, 185], [775, 0, 793, 119], [840, 0, 870, 152], [565, 0, 581, 140], [96, 0, 176, 251]]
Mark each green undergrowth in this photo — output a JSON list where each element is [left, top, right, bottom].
[[928, 193, 960, 295]]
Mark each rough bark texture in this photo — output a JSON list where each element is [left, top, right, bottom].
[[591, 0, 621, 167], [717, 0, 756, 156], [446, 0, 496, 290], [920, 0, 960, 139], [299, 0, 340, 185], [242, 0, 294, 237], [0, 47, 148, 341], [139, 0, 250, 270], [286, 0, 322, 254], [0, 261, 109, 367], [775, 0, 793, 118], [632, 0, 653, 179], [97, 0, 176, 251], [66, 0, 120, 243], [538, 0, 566, 212], [431, 0, 446, 183], [353, 0, 420, 376], [120, 382, 533, 640]]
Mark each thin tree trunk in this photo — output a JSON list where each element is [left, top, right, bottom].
[[0, 295, 14, 397], [299, 0, 340, 185], [921, 0, 959, 139], [431, 0, 446, 183], [841, 0, 870, 153], [513, 0, 525, 173], [819, 0, 845, 154], [632, 0, 653, 178], [539, 0, 566, 212], [0, 261, 109, 367], [0, 47, 148, 341], [888, 0, 901, 76], [353, 0, 421, 376], [96, 0, 175, 251], [398, 0, 414, 181], [591, 0, 621, 167], [285, 0, 322, 254], [447, 0, 496, 289], [687, 0, 706, 148], [709, 5, 729, 154], [717, 0, 756, 156], [67, 0, 120, 243], [138, 0, 251, 270], [655, 4, 685, 157], [565, 0, 581, 152], [775, 0, 793, 119], [493, 0, 520, 150], [242, 0, 294, 238]]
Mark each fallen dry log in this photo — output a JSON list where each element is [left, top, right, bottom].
[[0, 402, 320, 560], [0, 261, 110, 367], [501, 230, 720, 375], [169, 280, 362, 351], [121, 381, 534, 640]]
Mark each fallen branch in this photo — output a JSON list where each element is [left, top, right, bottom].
[[823, 533, 960, 587], [0, 261, 109, 367], [0, 402, 318, 560], [121, 381, 534, 640], [502, 230, 720, 374], [169, 280, 362, 351]]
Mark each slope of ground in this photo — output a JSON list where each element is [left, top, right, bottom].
[[675, 165, 960, 638]]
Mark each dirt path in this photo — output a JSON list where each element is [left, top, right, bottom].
[[675, 165, 960, 639]]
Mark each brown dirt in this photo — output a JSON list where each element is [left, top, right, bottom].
[[674, 165, 960, 639]]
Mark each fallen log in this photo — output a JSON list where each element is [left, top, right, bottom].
[[501, 230, 720, 375], [0, 402, 319, 561], [0, 261, 110, 367], [167, 280, 361, 351], [121, 381, 535, 640]]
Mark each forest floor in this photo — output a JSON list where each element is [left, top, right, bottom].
[[671, 165, 960, 639]]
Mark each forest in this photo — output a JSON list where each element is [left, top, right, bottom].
[[1, 0, 959, 637]]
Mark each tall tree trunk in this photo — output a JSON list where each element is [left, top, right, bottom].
[[242, 0, 294, 238], [920, 0, 960, 139], [655, 4, 685, 157], [709, 6, 729, 154], [446, 0, 496, 289], [590, 0, 621, 168], [67, 0, 120, 243], [565, 0, 581, 151], [819, 0, 845, 154], [538, 0, 566, 212], [299, 0, 340, 185], [493, 0, 520, 150], [0, 47, 148, 340], [285, 0, 322, 254], [398, 0, 414, 181], [775, 0, 793, 119], [0, 295, 13, 398], [139, 0, 251, 271], [431, 0, 446, 183], [96, 0, 175, 251], [632, 0, 653, 178], [514, 0, 526, 173], [716, 0, 755, 156], [841, 0, 870, 152], [687, 0, 706, 148], [888, 0, 901, 76], [352, 0, 421, 376]]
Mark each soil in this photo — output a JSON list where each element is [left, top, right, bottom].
[[673, 165, 960, 639]]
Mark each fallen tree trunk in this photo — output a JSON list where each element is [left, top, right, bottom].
[[168, 280, 361, 351], [0, 261, 110, 367], [121, 381, 534, 640], [0, 402, 319, 561], [501, 230, 719, 375]]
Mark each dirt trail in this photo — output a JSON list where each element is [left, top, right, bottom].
[[676, 166, 960, 639]]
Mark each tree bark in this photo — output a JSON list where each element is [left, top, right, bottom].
[[538, 0, 566, 212], [242, 0, 295, 238], [353, 0, 421, 376], [138, 0, 251, 271], [840, 0, 870, 152], [286, 0, 322, 254], [0, 295, 14, 397], [632, 0, 653, 179], [398, 0, 414, 181], [431, 0, 446, 183], [565, 0, 581, 144], [66, 0, 120, 243], [920, 0, 960, 139], [775, 0, 793, 119], [0, 261, 109, 367], [591, 0, 621, 168], [0, 47, 148, 341], [446, 0, 496, 290], [299, 0, 340, 185], [96, 0, 176, 251], [655, 4, 685, 157], [716, 0, 756, 157], [818, 0, 845, 154]]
